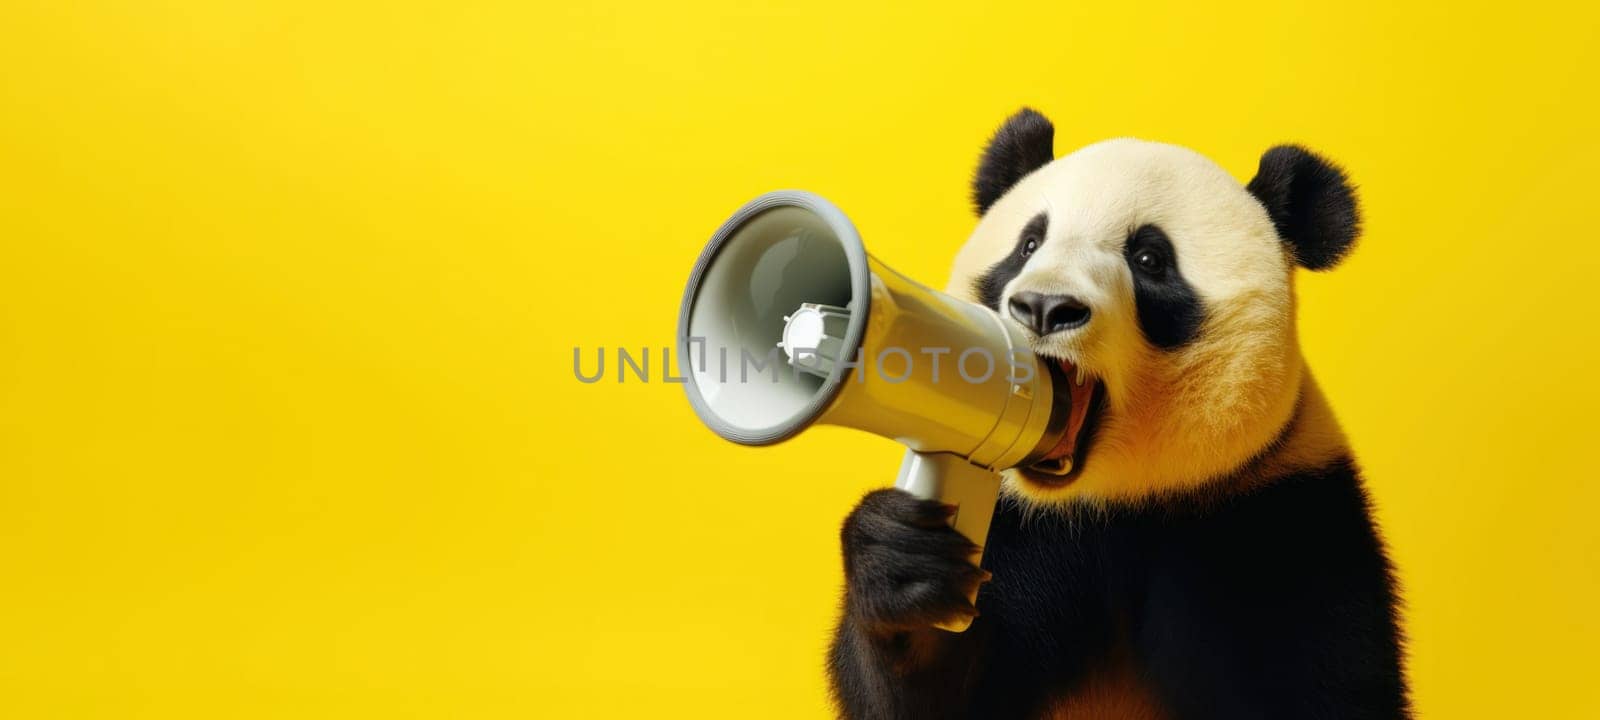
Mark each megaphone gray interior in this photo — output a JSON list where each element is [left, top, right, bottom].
[[679, 192, 871, 444]]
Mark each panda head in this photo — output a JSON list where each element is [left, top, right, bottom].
[[947, 108, 1360, 504]]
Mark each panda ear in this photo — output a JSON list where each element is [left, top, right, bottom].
[[1246, 145, 1361, 270], [972, 108, 1055, 216]]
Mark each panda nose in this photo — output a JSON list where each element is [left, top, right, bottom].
[[1008, 292, 1092, 336]]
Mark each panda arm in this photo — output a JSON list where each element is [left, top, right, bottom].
[[827, 617, 988, 720], [826, 489, 994, 719]]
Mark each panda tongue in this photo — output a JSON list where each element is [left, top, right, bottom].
[[1042, 361, 1096, 462]]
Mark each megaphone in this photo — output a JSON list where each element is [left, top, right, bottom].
[[678, 191, 1074, 631]]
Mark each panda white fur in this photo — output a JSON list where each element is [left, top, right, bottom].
[[828, 109, 1407, 719]]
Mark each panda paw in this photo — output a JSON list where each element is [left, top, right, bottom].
[[841, 488, 989, 633]]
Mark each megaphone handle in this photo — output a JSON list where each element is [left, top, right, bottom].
[[893, 449, 1001, 633]]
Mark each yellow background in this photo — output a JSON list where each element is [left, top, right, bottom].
[[2, 2, 1597, 717]]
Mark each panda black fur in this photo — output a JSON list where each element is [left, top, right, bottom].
[[827, 109, 1408, 719]]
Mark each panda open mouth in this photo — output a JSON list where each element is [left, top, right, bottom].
[[1021, 359, 1105, 487]]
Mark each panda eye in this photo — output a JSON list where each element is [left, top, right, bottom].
[[1015, 213, 1049, 260], [1134, 248, 1167, 274]]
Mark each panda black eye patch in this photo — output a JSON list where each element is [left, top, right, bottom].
[[1124, 224, 1204, 350], [973, 212, 1049, 311]]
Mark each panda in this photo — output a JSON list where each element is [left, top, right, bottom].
[[827, 109, 1408, 719]]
